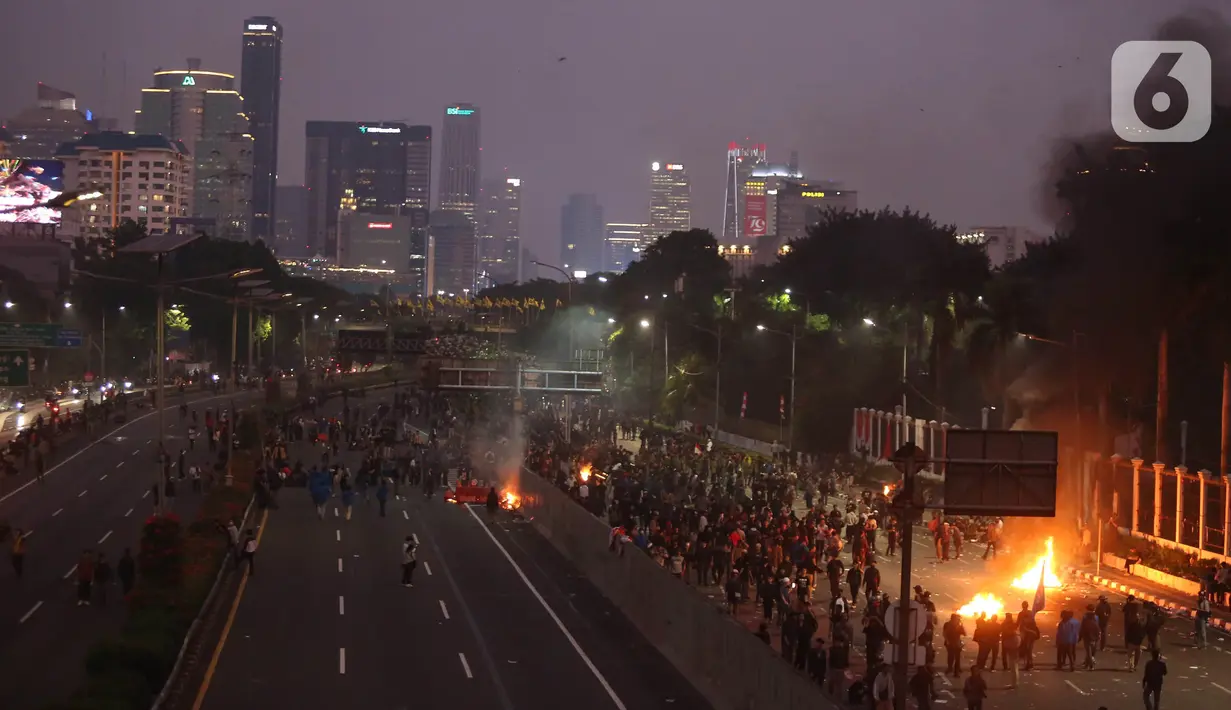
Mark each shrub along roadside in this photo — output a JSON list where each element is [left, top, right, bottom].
[[43, 415, 262, 710]]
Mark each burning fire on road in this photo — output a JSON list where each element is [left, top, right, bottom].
[[1010, 536, 1064, 590]]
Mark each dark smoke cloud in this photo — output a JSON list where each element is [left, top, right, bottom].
[[1035, 8, 1231, 225]]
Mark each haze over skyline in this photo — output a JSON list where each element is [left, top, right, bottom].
[[3, 0, 1218, 264]]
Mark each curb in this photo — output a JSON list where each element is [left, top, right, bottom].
[[1065, 566, 1231, 631]]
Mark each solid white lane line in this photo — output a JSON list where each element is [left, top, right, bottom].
[[412, 533, 419, 544], [98, 530, 113, 544], [19, 601, 43, 624], [125, 508, 134, 517], [439, 600, 450, 620], [339, 596, 345, 615], [339, 648, 346, 674], [78, 490, 87, 497], [402, 509, 409, 519], [458, 652, 473, 678], [99, 474, 107, 481], [142, 490, 150, 499], [338, 558, 343, 573], [1064, 680, 1088, 695], [63, 564, 78, 579], [52, 508, 62, 517], [1214, 682, 1231, 695], [424, 562, 433, 576], [464, 505, 628, 710], [336, 529, 341, 542]]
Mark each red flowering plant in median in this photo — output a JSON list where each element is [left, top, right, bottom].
[[137, 514, 185, 596]]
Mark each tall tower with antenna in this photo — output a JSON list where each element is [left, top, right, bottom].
[[721, 141, 767, 240]]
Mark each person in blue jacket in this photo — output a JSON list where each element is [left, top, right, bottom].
[[309, 466, 332, 519]]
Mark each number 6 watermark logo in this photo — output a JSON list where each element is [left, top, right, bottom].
[[1111, 41, 1212, 143]]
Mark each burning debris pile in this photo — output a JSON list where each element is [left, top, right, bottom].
[[953, 536, 1066, 618]]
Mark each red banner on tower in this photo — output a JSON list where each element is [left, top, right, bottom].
[[741, 392, 748, 419], [780, 395, 785, 419], [744, 195, 768, 237]]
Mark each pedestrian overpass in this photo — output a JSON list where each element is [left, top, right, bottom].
[[435, 367, 604, 394]]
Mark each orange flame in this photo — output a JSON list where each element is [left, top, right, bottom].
[[957, 593, 1005, 619], [1010, 536, 1064, 590], [579, 463, 592, 482], [501, 492, 519, 510], [882, 484, 892, 496]]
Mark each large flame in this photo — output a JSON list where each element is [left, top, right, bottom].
[[501, 491, 519, 510], [957, 593, 1005, 619], [578, 463, 592, 482], [1010, 536, 1064, 590]]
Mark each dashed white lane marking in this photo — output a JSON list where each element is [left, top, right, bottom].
[[99, 474, 107, 481], [338, 596, 345, 615], [63, 564, 77, 580], [146, 439, 152, 444], [402, 510, 409, 520], [439, 600, 450, 620], [142, 490, 150, 499], [464, 505, 628, 710], [78, 490, 87, 497], [1064, 680, 1088, 695], [116, 461, 124, 468], [458, 652, 473, 678], [132, 449, 140, 456], [424, 562, 433, 576], [333, 507, 338, 517], [412, 533, 419, 544], [52, 508, 62, 517], [125, 508, 134, 517], [338, 558, 343, 573], [336, 529, 341, 542], [19, 601, 43, 624], [339, 648, 346, 674], [98, 530, 113, 544]]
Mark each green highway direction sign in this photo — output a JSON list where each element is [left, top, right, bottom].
[[0, 349, 31, 387], [0, 323, 83, 348]]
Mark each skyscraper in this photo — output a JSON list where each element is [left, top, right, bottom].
[[135, 60, 252, 240], [439, 104, 480, 218], [478, 176, 522, 284], [404, 125, 432, 210], [241, 17, 284, 244], [647, 161, 690, 242], [274, 184, 308, 255], [428, 209, 477, 296], [560, 193, 604, 276], [604, 223, 646, 272], [4, 83, 95, 159], [721, 141, 767, 240], [304, 121, 411, 259]]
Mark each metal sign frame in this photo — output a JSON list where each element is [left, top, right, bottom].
[[942, 429, 1059, 517]]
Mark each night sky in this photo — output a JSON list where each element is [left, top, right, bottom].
[[2, 0, 1218, 261]]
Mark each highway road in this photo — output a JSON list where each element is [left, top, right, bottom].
[[0, 385, 268, 710], [194, 392, 711, 710]]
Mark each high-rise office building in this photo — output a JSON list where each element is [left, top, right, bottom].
[[721, 141, 767, 240], [604, 223, 645, 272], [648, 161, 690, 242], [55, 132, 193, 240], [956, 226, 1042, 268], [428, 209, 477, 296], [5, 83, 95, 159], [304, 121, 411, 259], [478, 176, 522, 284], [404, 125, 432, 210], [274, 184, 308, 255], [241, 17, 284, 244], [135, 60, 253, 240], [560, 193, 604, 276], [773, 180, 857, 249], [439, 104, 480, 218]]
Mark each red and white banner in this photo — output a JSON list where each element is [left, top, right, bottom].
[[849, 407, 961, 467], [740, 392, 747, 419], [744, 195, 767, 237]]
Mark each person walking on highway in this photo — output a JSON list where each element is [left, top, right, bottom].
[[240, 530, 257, 576], [117, 548, 136, 597], [94, 553, 113, 606], [339, 470, 355, 520], [75, 549, 95, 606], [1142, 650, 1167, 710], [9, 528, 29, 580], [375, 475, 389, 517], [962, 665, 988, 710], [401, 535, 418, 587], [1095, 594, 1112, 650], [943, 613, 967, 678], [1195, 591, 1212, 649]]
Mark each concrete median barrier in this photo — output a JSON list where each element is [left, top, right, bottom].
[[508, 466, 838, 710]]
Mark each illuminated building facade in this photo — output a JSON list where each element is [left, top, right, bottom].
[[135, 59, 252, 240], [773, 180, 857, 247], [428, 209, 478, 296], [721, 141, 767, 240], [304, 120, 411, 258], [648, 162, 690, 241], [956, 226, 1042, 268], [55, 132, 193, 240], [4, 83, 96, 160], [404, 125, 432, 210], [240, 17, 284, 244], [716, 243, 756, 279], [604, 223, 645, 272], [478, 176, 522, 284], [439, 104, 480, 218]]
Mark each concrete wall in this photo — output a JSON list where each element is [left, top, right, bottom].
[[510, 466, 838, 710]]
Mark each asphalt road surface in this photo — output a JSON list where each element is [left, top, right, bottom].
[[195, 394, 711, 710], [0, 386, 270, 710]]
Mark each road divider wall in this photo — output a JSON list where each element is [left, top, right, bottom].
[[508, 465, 836, 710]]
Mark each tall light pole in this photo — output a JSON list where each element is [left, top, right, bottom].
[[864, 318, 908, 418], [757, 323, 798, 452], [531, 260, 576, 364]]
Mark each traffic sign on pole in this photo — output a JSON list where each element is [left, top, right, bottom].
[[0, 323, 83, 348], [0, 349, 31, 387]]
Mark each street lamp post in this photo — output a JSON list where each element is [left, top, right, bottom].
[[757, 323, 798, 452], [533, 261, 578, 442], [864, 318, 908, 418]]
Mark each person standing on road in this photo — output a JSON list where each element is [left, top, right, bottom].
[[376, 475, 389, 517], [1195, 591, 1212, 649], [1001, 613, 1021, 687], [1142, 650, 1167, 710], [9, 528, 29, 579], [117, 548, 136, 597], [962, 665, 988, 710], [339, 469, 355, 520], [401, 535, 418, 587], [240, 530, 257, 576], [943, 613, 967, 678], [94, 553, 113, 606], [1124, 595, 1145, 670], [1095, 594, 1112, 650], [75, 549, 95, 606]]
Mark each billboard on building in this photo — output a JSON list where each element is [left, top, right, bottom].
[[744, 194, 767, 237], [0, 160, 64, 225]]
